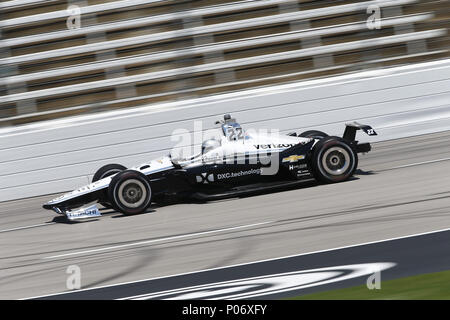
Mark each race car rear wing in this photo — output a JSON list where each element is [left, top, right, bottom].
[[343, 122, 377, 154], [343, 122, 377, 142]]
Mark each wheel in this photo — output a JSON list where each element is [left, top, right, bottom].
[[108, 170, 152, 215], [93, 163, 127, 182], [311, 136, 358, 183], [92, 163, 127, 208], [299, 130, 329, 140]]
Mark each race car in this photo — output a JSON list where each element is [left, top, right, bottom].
[[43, 114, 377, 220]]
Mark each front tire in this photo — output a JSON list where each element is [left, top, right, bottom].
[[93, 163, 126, 182], [93, 163, 127, 209], [108, 170, 152, 215], [311, 136, 358, 183]]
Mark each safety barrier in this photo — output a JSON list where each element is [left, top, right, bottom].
[[0, 59, 449, 202]]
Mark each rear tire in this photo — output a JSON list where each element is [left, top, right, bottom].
[[108, 170, 152, 215], [93, 164, 127, 208], [311, 136, 358, 183], [299, 130, 328, 140]]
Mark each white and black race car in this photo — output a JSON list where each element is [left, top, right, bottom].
[[43, 115, 377, 220]]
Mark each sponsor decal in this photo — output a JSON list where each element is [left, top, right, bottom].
[[289, 163, 308, 171], [66, 205, 101, 220], [217, 169, 261, 180], [254, 143, 295, 150], [196, 173, 215, 184], [296, 171, 311, 178], [282, 155, 305, 163]]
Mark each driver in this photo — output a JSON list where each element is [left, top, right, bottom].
[[202, 139, 221, 154]]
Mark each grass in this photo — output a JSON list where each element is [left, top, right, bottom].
[[289, 270, 450, 300]]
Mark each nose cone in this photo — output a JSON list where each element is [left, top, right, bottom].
[[43, 195, 63, 210], [43, 199, 55, 209]]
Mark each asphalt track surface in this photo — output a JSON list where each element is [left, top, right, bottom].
[[1, 131, 450, 299], [35, 229, 450, 299]]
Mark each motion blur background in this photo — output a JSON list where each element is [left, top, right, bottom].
[[1, 1, 450, 300], [0, 0, 449, 125], [0, 0, 449, 201]]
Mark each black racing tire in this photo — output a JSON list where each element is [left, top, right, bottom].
[[311, 136, 358, 183], [108, 170, 152, 215], [93, 163, 127, 182], [299, 130, 329, 140], [92, 163, 127, 208]]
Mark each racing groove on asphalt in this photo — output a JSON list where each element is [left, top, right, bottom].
[[1, 131, 450, 299]]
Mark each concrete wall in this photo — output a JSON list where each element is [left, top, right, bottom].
[[1, 59, 450, 202]]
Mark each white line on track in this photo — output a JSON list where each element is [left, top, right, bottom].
[[0, 222, 55, 233], [27, 226, 450, 300], [43, 221, 273, 259], [387, 157, 450, 170]]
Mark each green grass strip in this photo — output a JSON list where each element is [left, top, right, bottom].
[[289, 269, 450, 300]]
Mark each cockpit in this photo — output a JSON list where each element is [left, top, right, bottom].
[[201, 139, 221, 154], [170, 114, 244, 167]]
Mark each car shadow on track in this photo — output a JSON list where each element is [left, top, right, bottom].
[[50, 215, 99, 224], [110, 208, 156, 219], [354, 169, 376, 176]]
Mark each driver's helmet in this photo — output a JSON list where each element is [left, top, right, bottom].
[[202, 139, 220, 154]]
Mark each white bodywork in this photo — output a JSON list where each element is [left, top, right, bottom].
[[45, 157, 174, 207]]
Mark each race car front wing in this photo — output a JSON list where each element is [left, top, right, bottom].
[[52, 204, 101, 221]]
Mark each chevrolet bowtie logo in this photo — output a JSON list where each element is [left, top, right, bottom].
[[196, 173, 215, 184], [282, 155, 305, 163]]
